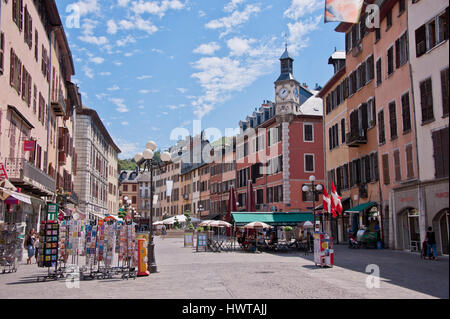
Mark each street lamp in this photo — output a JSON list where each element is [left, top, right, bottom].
[[302, 175, 323, 232], [135, 141, 171, 273]]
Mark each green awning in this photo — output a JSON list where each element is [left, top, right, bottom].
[[231, 212, 314, 226], [346, 201, 377, 213]]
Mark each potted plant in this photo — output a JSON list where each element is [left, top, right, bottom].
[[283, 226, 294, 241]]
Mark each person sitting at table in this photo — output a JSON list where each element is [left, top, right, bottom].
[[268, 231, 278, 245]]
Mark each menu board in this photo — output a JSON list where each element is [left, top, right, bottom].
[[196, 233, 207, 252], [38, 221, 59, 268]]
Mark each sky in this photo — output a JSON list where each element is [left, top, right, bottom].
[[57, 0, 344, 159]]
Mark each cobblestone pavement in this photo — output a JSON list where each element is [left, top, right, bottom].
[[0, 237, 448, 299]]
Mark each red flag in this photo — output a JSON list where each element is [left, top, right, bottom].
[[323, 187, 337, 218], [331, 182, 343, 215]]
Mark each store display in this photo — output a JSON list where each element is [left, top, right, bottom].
[[0, 223, 23, 273], [38, 221, 59, 268]]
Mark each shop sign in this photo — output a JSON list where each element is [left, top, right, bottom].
[[46, 203, 58, 221], [23, 140, 35, 152], [435, 192, 449, 198]]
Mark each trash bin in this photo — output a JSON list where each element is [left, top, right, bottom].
[[377, 241, 383, 249]]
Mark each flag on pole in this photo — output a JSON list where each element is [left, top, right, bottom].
[[331, 182, 343, 215], [323, 187, 337, 218], [325, 0, 364, 23]]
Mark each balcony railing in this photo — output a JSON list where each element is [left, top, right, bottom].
[[51, 92, 66, 117], [4, 158, 56, 196], [346, 129, 367, 147]]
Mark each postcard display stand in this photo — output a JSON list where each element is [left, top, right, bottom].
[[118, 222, 137, 279], [313, 232, 334, 268], [95, 220, 116, 279], [37, 220, 64, 281], [0, 223, 23, 274]]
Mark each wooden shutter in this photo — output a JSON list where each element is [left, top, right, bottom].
[[389, 102, 397, 139], [12, 0, 17, 23], [432, 128, 449, 178], [420, 79, 434, 122], [21, 65, 26, 100], [441, 68, 449, 116], [402, 93, 411, 132], [35, 30, 38, 61], [0, 33, 4, 75], [19, 0, 23, 31], [341, 118, 346, 144], [382, 154, 390, 185], [374, 152, 379, 181], [376, 58, 382, 85], [17, 58, 21, 95], [395, 38, 400, 69], [27, 74, 32, 106], [361, 103, 368, 130], [10, 48, 14, 87], [394, 150, 401, 182], [406, 145, 414, 179]]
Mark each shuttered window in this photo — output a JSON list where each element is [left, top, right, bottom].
[[376, 58, 382, 85], [341, 118, 346, 143], [401, 93, 412, 133], [304, 124, 313, 142], [389, 101, 397, 139], [420, 78, 434, 123], [305, 154, 314, 172], [382, 154, 390, 185], [387, 46, 394, 76], [441, 67, 449, 117], [432, 127, 449, 178], [406, 144, 414, 179], [378, 110, 385, 144], [0, 33, 4, 75], [394, 150, 401, 182]]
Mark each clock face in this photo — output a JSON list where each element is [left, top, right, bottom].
[[278, 88, 289, 99]]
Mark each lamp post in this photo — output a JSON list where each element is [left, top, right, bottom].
[[134, 141, 171, 273], [302, 175, 323, 232]]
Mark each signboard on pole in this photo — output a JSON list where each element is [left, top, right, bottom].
[[46, 203, 58, 221]]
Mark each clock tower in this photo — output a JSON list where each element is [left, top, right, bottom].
[[274, 45, 301, 117]]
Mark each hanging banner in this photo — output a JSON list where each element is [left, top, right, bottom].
[[23, 140, 36, 152], [324, 0, 364, 23], [166, 180, 173, 197], [153, 194, 158, 205]]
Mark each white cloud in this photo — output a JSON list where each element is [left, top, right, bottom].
[[116, 35, 136, 47], [121, 121, 129, 125], [89, 56, 104, 64], [99, 72, 111, 76], [137, 75, 152, 80], [198, 10, 206, 17], [83, 65, 94, 78], [190, 37, 280, 119], [113, 61, 123, 66], [193, 42, 221, 55], [224, 0, 245, 13], [139, 90, 150, 94], [72, 0, 100, 17], [205, 4, 261, 38], [151, 127, 160, 131], [152, 48, 164, 54], [287, 15, 322, 55], [284, 0, 322, 20], [106, 20, 118, 34], [96, 93, 108, 100], [167, 105, 178, 110], [176, 88, 188, 94], [226, 37, 255, 56], [131, 0, 186, 18], [138, 105, 145, 109], [117, 0, 130, 7], [109, 98, 130, 112], [115, 137, 140, 159], [107, 84, 120, 91], [78, 19, 109, 45], [162, 111, 169, 115]]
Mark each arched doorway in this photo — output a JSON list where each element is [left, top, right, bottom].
[[398, 208, 420, 252], [436, 209, 449, 255]]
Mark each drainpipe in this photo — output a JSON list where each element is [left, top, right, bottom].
[[46, 27, 54, 204], [406, 7, 424, 245]]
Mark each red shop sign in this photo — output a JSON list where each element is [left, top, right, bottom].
[[24, 140, 35, 152]]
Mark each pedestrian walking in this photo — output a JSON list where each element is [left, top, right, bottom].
[[24, 229, 36, 265], [425, 226, 438, 261], [34, 234, 40, 263], [161, 225, 167, 240]]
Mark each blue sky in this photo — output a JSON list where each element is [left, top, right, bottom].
[[57, 0, 344, 159]]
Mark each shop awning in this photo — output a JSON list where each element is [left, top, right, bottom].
[[346, 201, 377, 213], [0, 186, 32, 204], [231, 212, 313, 226]]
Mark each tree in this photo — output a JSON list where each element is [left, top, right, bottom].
[[184, 210, 194, 230]]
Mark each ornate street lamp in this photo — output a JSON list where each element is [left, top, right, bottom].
[[134, 141, 171, 273], [302, 175, 323, 232]]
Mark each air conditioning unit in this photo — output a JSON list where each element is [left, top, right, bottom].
[[352, 42, 363, 57]]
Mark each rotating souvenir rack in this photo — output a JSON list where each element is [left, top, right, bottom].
[[115, 221, 137, 280], [37, 220, 64, 281], [0, 223, 22, 274]]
